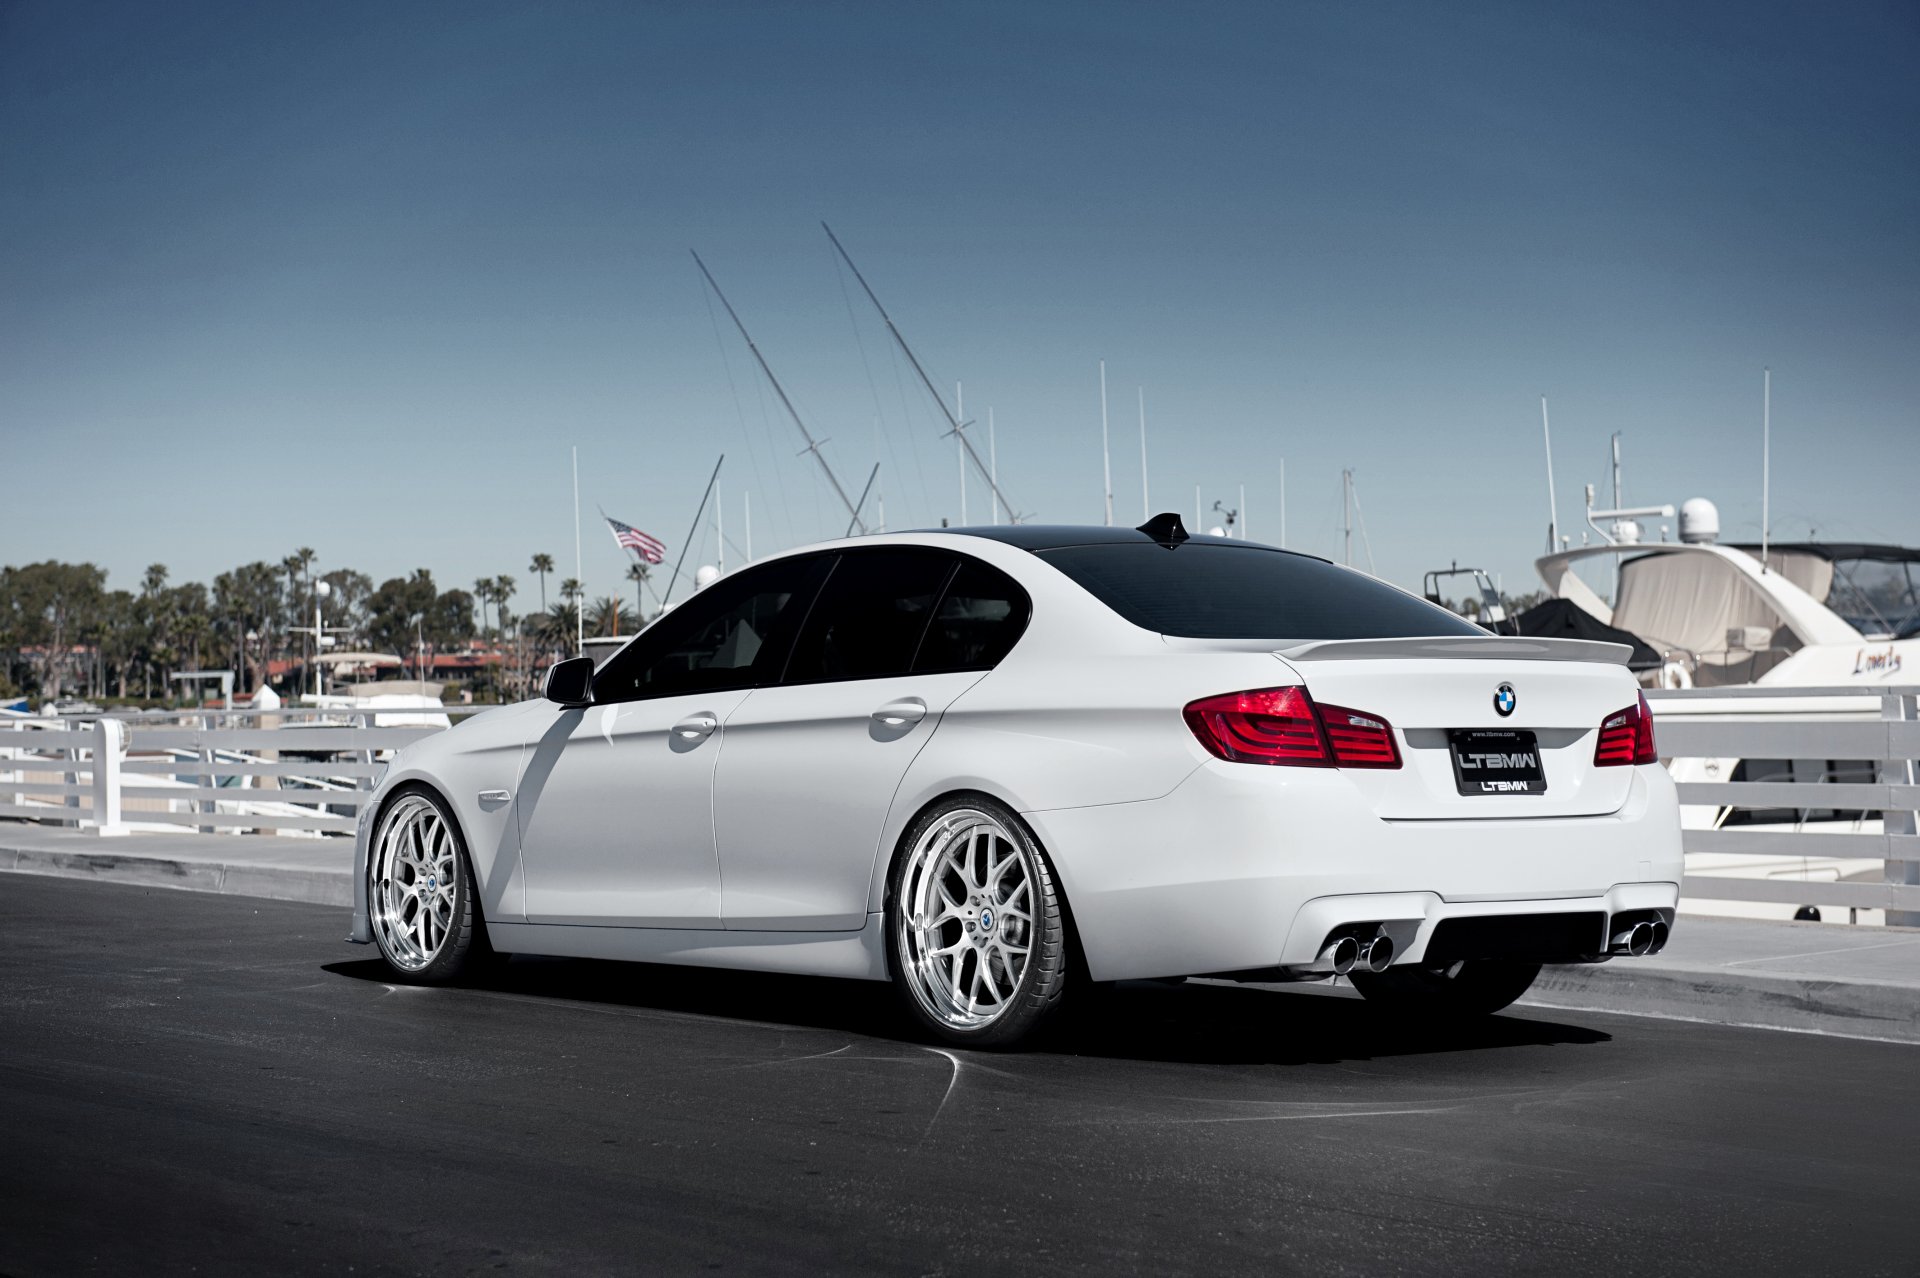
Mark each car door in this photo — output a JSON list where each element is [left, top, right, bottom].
[[713, 549, 1032, 931], [516, 554, 828, 927]]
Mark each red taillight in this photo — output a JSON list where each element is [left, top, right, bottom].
[[1594, 690, 1657, 766], [1183, 686, 1401, 769], [1317, 703, 1403, 768], [1184, 686, 1330, 765]]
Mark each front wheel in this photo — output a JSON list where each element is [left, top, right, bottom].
[[1349, 960, 1541, 1018], [886, 797, 1068, 1048], [368, 786, 496, 984]]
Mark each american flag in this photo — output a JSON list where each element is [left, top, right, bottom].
[[605, 516, 666, 565]]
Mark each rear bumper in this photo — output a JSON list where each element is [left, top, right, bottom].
[[1024, 759, 1682, 982]]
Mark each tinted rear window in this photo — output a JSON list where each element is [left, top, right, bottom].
[[1037, 542, 1483, 639]]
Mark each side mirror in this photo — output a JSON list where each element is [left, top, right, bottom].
[[543, 656, 595, 709]]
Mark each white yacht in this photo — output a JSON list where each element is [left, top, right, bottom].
[[1518, 497, 1918, 925]]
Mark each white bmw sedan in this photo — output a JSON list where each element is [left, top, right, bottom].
[[350, 517, 1681, 1047]]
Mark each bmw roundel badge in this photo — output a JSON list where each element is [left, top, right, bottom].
[[1494, 683, 1516, 717]]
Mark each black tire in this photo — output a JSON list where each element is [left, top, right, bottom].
[[1349, 960, 1542, 1018], [367, 785, 498, 985], [885, 794, 1069, 1049]]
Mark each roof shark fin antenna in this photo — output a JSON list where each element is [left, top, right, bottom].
[[1137, 512, 1189, 546]]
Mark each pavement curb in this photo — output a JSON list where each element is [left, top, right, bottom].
[[1525, 961, 1920, 1045], [2, 842, 351, 908]]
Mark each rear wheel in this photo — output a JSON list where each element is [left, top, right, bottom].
[[369, 787, 495, 984], [1350, 960, 1541, 1018], [886, 796, 1068, 1048]]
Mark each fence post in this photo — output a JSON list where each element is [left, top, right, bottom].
[[91, 717, 128, 837], [61, 722, 83, 828], [196, 710, 218, 835], [1885, 691, 1919, 929]]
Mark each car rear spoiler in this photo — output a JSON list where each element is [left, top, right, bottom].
[[1275, 636, 1633, 666]]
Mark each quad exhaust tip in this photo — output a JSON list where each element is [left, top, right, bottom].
[[1357, 934, 1395, 973], [1609, 921, 1655, 957], [1320, 936, 1360, 976], [1318, 933, 1395, 976]]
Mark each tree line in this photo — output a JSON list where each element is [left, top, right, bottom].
[[0, 550, 656, 706]]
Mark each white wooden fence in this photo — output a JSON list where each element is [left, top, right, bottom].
[[7, 690, 1918, 925], [0, 706, 489, 837], [1648, 684, 1920, 925]]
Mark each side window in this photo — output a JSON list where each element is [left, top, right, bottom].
[[914, 557, 1032, 673], [593, 555, 829, 702], [782, 548, 958, 683]]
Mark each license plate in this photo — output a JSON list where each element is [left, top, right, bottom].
[[1448, 729, 1547, 795]]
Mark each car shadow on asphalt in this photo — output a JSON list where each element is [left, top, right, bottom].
[[324, 955, 1611, 1066]]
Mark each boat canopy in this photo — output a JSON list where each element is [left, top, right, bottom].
[[1727, 543, 1920, 639], [1535, 542, 1863, 686]]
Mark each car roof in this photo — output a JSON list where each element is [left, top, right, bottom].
[[919, 523, 1330, 562]]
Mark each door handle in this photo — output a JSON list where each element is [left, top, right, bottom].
[[871, 697, 927, 728], [671, 713, 719, 742]]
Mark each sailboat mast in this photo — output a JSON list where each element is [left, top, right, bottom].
[[572, 445, 584, 656], [957, 381, 966, 525], [1761, 367, 1771, 571], [1541, 396, 1560, 553], [1343, 468, 1352, 566], [690, 250, 867, 534], [989, 408, 999, 525], [846, 463, 880, 539], [822, 223, 1019, 520], [662, 455, 724, 609], [1137, 388, 1148, 520], [1099, 360, 1113, 526]]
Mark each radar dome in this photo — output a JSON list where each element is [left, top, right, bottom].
[[1678, 498, 1720, 544], [694, 564, 721, 589]]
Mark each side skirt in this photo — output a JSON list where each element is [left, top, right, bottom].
[[486, 913, 889, 981]]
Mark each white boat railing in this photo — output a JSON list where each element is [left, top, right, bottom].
[[1647, 684, 1920, 925], [0, 705, 492, 838]]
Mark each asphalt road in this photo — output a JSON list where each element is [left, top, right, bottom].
[[2, 875, 1915, 1276]]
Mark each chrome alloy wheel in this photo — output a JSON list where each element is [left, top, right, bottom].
[[895, 808, 1036, 1032], [370, 794, 459, 972]]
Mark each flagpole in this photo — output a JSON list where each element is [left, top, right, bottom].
[[572, 446, 583, 656]]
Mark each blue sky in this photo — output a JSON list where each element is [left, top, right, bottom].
[[3, 0, 1915, 608]]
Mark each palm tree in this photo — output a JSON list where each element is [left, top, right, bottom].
[[529, 553, 555, 613], [473, 577, 494, 636], [587, 596, 637, 638], [492, 574, 515, 629], [285, 548, 316, 684]]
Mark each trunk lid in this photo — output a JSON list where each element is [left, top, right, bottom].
[[1272, 636, 1642, 819]]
